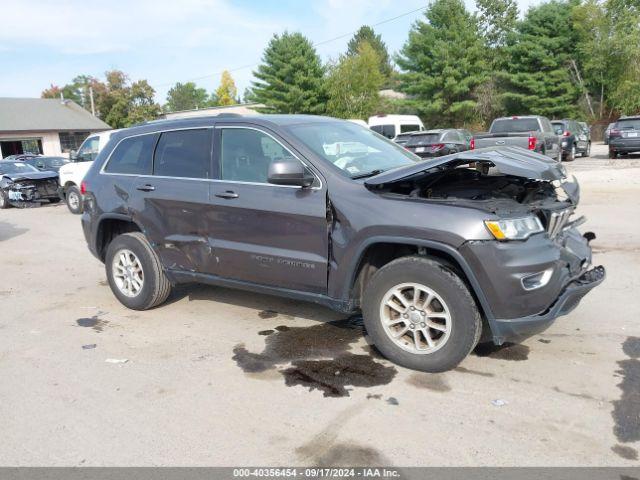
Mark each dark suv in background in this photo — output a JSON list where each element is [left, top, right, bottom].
[[403, 129, 470, 157], [609, 116, 640, 158], [551, 119, 590, 160], [80, 115, 604, 372]]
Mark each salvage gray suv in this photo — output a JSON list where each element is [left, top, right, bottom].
[[80, 115, 605, 372]]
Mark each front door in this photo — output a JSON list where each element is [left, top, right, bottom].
[[208, 125, 328, 294]]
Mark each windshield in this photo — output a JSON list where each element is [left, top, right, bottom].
[[0, 162, 40, 174], [286, 121, 419, 178], [491, 118, 540, 133], [406, 133, 441, 146], [616, 119, 640, 130]]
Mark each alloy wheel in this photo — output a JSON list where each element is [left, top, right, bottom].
[[379, 282, 452, 355], [112, 249, 144, 297]]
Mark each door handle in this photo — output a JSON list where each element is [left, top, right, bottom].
[[136, 184, 155, 192], [215, 191, 239, 199]]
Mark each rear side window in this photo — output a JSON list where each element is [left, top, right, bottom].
[[104, 134, 156, 175], [154, 129, 211, 179], [400, 124, 420, 134], [370, 124, 395, 139]]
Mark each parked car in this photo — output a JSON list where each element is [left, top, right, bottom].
[[368, 114, 424, 140], [551, 119, 590, 160], [579, 121, 591, 144], [609, 116, 640, 158], [22, 156, 69, 174], [58, 130, 117, 214], [0, 161, 60, 208], [404, 129, 470, 157], [474, 116, 562, 161], [2, 153, 41, 161], [604, 122, 615, 145], [80, 115, 604, 372], [392, 132, 415, 147]]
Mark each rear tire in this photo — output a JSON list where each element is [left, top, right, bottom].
[[362, 256, 481, 372], [65, 186, 83, 214], [564, 144, 576, 162], [609, 148, 617, 159], [105, 232, 172, 310]]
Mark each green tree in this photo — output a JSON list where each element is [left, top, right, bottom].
[[165, 82, 210, 112], [573, 0, 640, 118], [326, 42, 384, 119], [215, 70, 238, 106], [501, 1, 580, 118], [251, 32, 326, 114], [346, 26, 393, 79], [396, 0, 488, 126], [476, 0, 518, 50]]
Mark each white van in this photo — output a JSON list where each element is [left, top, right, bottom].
[[58, 129, 119, 214], [368, 114, 424, 140]]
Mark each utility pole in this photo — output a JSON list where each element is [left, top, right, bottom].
[[89, 86, 96, 116]]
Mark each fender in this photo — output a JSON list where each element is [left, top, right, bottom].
[[340, 236, 498, 324], [93, 212, 148, 259]]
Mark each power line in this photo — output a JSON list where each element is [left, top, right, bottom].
[[152, 4, 427, 89]]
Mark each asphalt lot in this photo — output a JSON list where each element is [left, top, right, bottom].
[[1, 143, 639, 467]]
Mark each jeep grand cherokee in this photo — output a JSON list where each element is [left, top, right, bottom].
[[80, 115, 604, 372]]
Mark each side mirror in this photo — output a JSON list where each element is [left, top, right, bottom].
[[69, 150, 78, 162], [268, 160, 314, 187]]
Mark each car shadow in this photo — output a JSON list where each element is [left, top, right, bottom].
[[165, 282, 345, 324], [0, 221, 28, 242]]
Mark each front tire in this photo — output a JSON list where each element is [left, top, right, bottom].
[[362, 256, 481, 372], [583, 142, 591, 157], [65, 186, 83, 214], [105, 232, 172, 310]]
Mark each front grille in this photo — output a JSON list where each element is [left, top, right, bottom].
[[546, 208, 572, 239]]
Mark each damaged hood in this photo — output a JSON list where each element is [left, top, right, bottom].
[[365, 146, 567, 186], [2, 171, 58, 182]]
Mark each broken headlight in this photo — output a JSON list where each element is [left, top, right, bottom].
[[484, 216, 543, 241]]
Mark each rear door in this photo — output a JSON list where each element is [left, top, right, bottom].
[[124, 128, 217, 274], [208, 125, 328, 294]]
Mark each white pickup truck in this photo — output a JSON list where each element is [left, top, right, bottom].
[[58, 130, 117, 214]]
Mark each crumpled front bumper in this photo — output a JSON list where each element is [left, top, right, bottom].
[[490, 265, 605, 343]]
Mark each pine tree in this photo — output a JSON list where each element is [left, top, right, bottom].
[[251, 32, 326, 114], [215, 71, 238, 106], [326, 42, 384, 119], [346, 26, 393, 79], [165, 82, 210, 112], [501, 1, 580, 118], [396, 0, 487, 126]]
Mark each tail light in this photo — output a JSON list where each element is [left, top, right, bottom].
[[528, 135, 537, 150], [609, 129, 621, 138], [562, 130, 570, 137], [470, 138, 475, 150], [80, 181, 87, 195], [431, 143, 445, 151]]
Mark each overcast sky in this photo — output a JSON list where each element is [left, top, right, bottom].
[[0, 0, 544, 104]]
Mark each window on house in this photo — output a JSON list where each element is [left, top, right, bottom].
[[59, 131, 91, 153]]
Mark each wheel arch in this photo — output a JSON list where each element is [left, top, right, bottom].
[[344, 237, 496, 323], [95, 214, 144, 262]]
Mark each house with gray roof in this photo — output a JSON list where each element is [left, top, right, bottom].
[[0, 98, 110, 159]]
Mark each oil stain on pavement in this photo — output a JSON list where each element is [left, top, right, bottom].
[[611, 336, 640, 460], [407, 373, 451, 392], [232, 315, 397, 397], [473, 342, 530, 361], [76, 313, 109, 333]]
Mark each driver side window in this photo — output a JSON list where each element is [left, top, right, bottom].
[[219, 128, 307, 184]]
